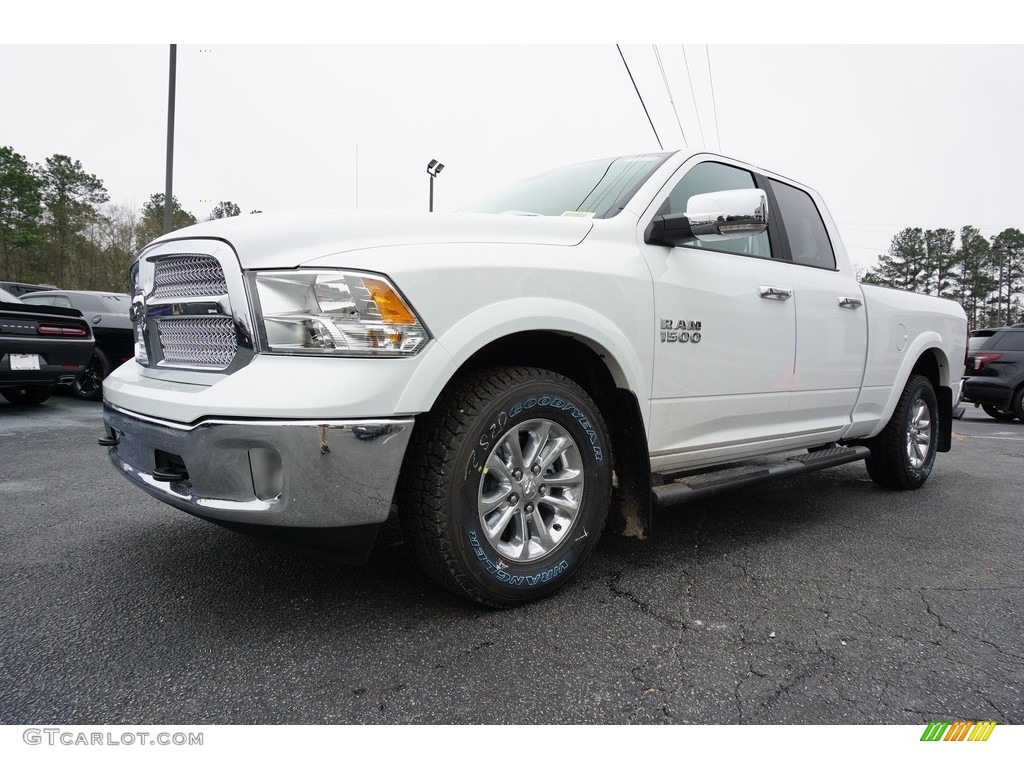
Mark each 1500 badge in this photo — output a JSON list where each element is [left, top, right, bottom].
[[660, 318, 702, 343]]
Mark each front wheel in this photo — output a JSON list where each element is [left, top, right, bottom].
[[398, 366, 612, 607], [865, 374, 938, 490]]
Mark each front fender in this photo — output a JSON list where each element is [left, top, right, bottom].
[[393, 298, 650, 419]]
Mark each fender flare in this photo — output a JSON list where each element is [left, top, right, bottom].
[[393, 298, 650, 419]]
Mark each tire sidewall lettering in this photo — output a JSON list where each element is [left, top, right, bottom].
[[464, 394, 605, 481], [453, 379, 610, 595], [467, 529, 571, 588]]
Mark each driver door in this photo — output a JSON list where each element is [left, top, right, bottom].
[[640, 159, 798, 472]]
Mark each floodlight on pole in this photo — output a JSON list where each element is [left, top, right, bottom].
[[427, 158, 444, 212]]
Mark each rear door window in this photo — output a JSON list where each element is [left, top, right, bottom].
[[768, 179, 836, 269], [994, 331, 1024, 351]]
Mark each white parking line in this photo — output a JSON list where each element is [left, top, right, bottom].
[[954, 433, 1024, 441]]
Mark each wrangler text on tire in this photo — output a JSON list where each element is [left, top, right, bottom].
[[398, 366, 612, 607]]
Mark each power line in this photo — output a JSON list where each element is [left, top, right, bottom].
[[653, 44, 686, 147], [680, 45, 706, 148], [706, 45, 721, 151], [616, 44, 663, 150]]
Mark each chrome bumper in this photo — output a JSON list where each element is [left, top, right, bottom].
[[103, 404, 414, 528]]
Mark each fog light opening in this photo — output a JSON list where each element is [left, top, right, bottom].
[[249, 448, 283, 501]]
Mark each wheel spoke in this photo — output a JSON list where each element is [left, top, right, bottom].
[[539, 491, 579, 515], [516, 510, 532, 560], [483, 506, 516, 545], [502, 428, 527, 472], [530, 513, 556, 551], [485, 453, 513, 484], [544, 467, 583, 488], [522, 420, 551, 468], [479, 490, 509, 517], [538, 436, 570, 473]]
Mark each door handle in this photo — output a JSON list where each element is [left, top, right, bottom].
[[758, 286, 793, 301], [838, 296, 863, 309]]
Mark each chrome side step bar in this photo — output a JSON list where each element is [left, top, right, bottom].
[[651, 445, 870, 508]]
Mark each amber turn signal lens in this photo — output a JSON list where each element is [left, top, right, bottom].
[[363, 278, 417, 325]]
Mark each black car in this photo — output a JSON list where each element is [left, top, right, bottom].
[[962, 324, 1024, 422], [19, 290, 133, 401], [0, 286, 94, 406]]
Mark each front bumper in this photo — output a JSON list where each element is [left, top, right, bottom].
[[103, 404, 414, 531]]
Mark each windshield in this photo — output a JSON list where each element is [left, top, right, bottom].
[[0, 287, 22, 303], [98, 294, 130, 314], [460, 153, 672, 219]]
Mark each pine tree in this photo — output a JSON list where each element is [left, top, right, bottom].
[[37, 154, 108, 286], [0, 146, 45, 281], [951, 226, 996, 329]]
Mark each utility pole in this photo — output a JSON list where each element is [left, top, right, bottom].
[[164, 44, 177, 235]]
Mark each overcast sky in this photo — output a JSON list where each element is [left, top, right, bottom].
[[3, 10, 1022, 274]]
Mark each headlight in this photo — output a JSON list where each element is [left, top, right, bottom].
[[129, 261, 149, 365], [251, 270, 428, 357]]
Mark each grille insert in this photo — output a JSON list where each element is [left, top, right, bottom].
[[153, 255, 228, 299], [157, 316, 237, 368]]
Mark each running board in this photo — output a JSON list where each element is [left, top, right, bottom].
[[651, 445, 870, 508]]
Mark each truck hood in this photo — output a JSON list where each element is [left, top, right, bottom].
[[145, 210, 594, 269]]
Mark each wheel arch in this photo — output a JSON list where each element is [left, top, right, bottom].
[[875, 343, 954, 452], [402, 327, 653, 540]]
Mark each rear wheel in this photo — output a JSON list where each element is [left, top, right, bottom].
[[71, 347, 109, 401], [1012, 386, 1024, 423], [981, 403, 1016, 421], [1, 385, 55, 406], [399, 366, 612, 607], [865, 374, 938, 490]]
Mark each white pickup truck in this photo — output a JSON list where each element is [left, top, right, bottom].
[[101, 150, 968, 606]]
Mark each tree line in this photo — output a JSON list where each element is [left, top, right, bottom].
[[0, 145, 254, 293], [861, 225, 1024, 330], [5, 143, 1021, 330]]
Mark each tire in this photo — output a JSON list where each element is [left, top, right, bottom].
[[1, 384, 55, 406], [71, 347, 109, 401], [398, 366, 612, 607], [1012, 386, 1024, 423], [981, 403, 1015, 421], [864, 374, 938, 490]]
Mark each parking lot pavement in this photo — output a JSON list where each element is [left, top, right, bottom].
[[1, 396, 1022, 724]]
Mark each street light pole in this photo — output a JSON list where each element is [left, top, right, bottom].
[[164, 44, 177, 235], [427, 159, 444, 212]]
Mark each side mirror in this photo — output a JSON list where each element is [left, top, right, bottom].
[[645, 188, 769, 247]]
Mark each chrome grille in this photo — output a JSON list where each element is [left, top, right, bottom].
[[157, 317, 237, 368], [153, 255, 227, 299]]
